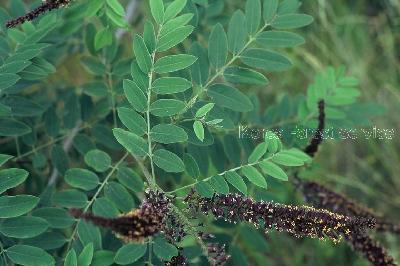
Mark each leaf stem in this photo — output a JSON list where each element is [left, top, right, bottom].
[[107, 71, 118, 128], [65, 152, 129, 252], [183, 23, 269, 112], [166, 154, 277, 195]]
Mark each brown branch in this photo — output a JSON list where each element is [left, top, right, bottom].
[[6, 0, 73, 28]]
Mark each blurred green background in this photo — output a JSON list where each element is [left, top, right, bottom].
[[249, 1, 400, 265]]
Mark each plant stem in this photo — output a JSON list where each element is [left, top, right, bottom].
[[146, 23, 164, 188], [12, 122, 94, 162], [167, 154, 278, 195], [147, 238, 153, 266], [183, 23, 269, 112]]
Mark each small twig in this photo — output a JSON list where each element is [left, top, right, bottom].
[[304, 100, 326, 157], [115, 0, 141, 39], [5, 0, 73, 28], [47, 121, 82, 186]]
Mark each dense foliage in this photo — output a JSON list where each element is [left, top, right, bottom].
[[0, 0, 398, 265]]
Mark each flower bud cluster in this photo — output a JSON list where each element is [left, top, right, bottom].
[[185, 190, 374, 243]]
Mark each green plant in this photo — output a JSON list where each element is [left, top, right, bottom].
[[0, 0, 398, 265]]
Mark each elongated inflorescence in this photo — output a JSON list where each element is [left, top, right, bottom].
[[300, 181, 398, 266], [70, 190, 171, 242], [304, 99, 325, 157], [302, 181, 400, 234], [347, 233, 397, 266], [185, 190, 375, 243], [5, 0, 73, 28]]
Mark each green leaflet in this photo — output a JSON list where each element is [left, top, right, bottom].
[[94, 27, 112, 50], [195, 181, 215, 198], [64, 168, 99, 191], [133, 35, 152, 74], [0, 216, 49, 239], [32, 208, 74, 229], [123, 79, 147, 112], [193, 121, 205, 142], [78, 243, 94, 266], [150, 99, 186, 117], [77, 220, 102, 250], [207, 84, 253, 112], [263, 0, 279, 22], [224, 66, 269, 85], [114, 244, 147, 265], [6, 245, 55, 266], [117, 167, 144, 193], [152, 77, 192, 94], [0, 195, 39, 218], [248, 143, 268, 163], [210, 175, 229, 194], [160, 14, 194, 36], [149, 0, 165, 24], [84, 149, 111, 173], [153, 237, 178, 261], [150, 124, 188, 144], [227, 10, 247, 54], [154, 54, 197, 73], [105, 182, 134, 212], [0, 168, 28, 194], [272, 14, 314, 29], [164, 0, 187, 21], [208, 23, 228, 69], [113, 128, 148, 157], [241, 48, 292, 71], [117, 107, 147, 136], [143, 20, 156, 53], [183, 153, 200, 179], [257, 31, 305, 47], [245, 0, 261, 34], [53, 190, 88, 208], [156, 25, 194, 52], [153, 149, 185, 173], [64, 249, 77, 266], [190, 42, 209, 86], [225, 171, 247, 195], [259, 160, 288, 181], [242, 165, 268, 188]]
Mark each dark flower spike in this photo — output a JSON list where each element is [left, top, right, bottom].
[[70, 190, 171, 242], [347, 233, 397, 266], [185, 190, 375, 243], [304, 99, 325, 157], [5, 0, 73, 28], [300, 181, 398, 266], [302, 181, 400, 234]]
